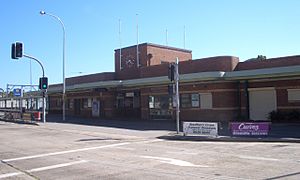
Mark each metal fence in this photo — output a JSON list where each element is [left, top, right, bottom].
[[0, 96, 47, 122]]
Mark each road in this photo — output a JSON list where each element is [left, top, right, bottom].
[[0, 121, 299, 180]]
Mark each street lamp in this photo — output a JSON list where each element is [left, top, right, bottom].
[[40, 10, 66, 121]]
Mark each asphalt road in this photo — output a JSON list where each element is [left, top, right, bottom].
[[0, 121, 299, 180]]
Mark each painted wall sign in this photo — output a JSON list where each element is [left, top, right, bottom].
[[183, 122, 218, 136], [231, 122, 270, 136]]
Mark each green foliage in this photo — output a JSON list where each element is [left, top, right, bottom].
[[268, 110, 300, 123]]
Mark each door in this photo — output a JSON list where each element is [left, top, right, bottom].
[[249, 88, 277, 120], [92, 99, 100, 117], [74, 99, 81, 115]]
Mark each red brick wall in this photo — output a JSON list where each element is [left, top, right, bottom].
[[146, 45, 191, 66], [66, 72, 115, 86], [179, 56, 239, 74], [213, 91, 238, 108], [115, 43, 192, 79], [236, 55, 300, 71], [140, 64, 169, 78], [140, 56, 239, 79]]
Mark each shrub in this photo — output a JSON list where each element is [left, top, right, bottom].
[[268, 110, 300, 123]]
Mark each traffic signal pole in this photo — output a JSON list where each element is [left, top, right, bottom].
[[23, 54, 46, 123], [175, 58, 180, 134], [168, 58, 180, 134]]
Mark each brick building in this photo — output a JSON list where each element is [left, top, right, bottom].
[[48, 43, 300, 122]]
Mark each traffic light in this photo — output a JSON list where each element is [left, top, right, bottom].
[[15, 42, 23, 58], [11, 43, 17, 59], [168, 63, 175, 81], [39, 77, 48, 90]]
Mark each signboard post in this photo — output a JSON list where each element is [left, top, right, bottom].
[[183, 122, 218, 137]]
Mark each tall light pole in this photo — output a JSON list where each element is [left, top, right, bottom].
[[40, 10, 66, 121]]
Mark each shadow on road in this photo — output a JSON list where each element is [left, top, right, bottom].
[[46, 115, 176, 131]]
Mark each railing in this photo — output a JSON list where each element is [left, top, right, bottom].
[[0, 96, 46, 122]]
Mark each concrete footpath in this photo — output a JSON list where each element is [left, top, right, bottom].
[[1, 115, 300, 143]]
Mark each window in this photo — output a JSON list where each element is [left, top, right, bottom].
[[180, 93, 199, 108], [82, 98, 88, 109], [200, 93, 212, 109], [149, 95, 171, 109], [66, 99, 70, 109], [88, 98, 92, 108], [69, 99, 73, 109], [56, 99, 61, 107], [180, 93, 212, 109], [288, 89, 300, 101]]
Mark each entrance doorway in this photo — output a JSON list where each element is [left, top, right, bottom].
[[74, 99, 81, 115], [116, 92, 141, 119], [249, 88, 277, 120]]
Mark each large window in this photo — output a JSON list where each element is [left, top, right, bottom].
[[149, 95, 172, 120], [180, 93, 212, 109], [116, 92, 140, 109], [149, 95, 171, 109], [288, 89, 300, 102], [180, 93, 200, 108]]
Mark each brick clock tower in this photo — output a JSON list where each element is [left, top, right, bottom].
[[114, 43, 192, 79]]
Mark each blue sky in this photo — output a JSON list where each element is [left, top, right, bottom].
[[1, 0, 300, 89]]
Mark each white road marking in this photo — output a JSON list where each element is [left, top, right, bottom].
[[238, 155, 279, 161], [0, 172, 22, 179], [135, 139, 163, 144], [2, 142, 129, 162], [2, 139, 162, 163], [28, 160, 87, 172], [115, 147, 135, 151], [166, 151, 198, 155], [0, 160, 87, 179], [140, 155, 209, 167]]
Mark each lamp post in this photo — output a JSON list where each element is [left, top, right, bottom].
[[40, 10, 66, 121]]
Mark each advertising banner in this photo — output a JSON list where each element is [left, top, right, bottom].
[[231, 122, 270, 136], [183, 122, 218, 137]]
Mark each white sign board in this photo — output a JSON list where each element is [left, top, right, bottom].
[[183, 122, 218, 137]]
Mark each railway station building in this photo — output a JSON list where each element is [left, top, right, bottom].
[[47, 43, 300, 122]]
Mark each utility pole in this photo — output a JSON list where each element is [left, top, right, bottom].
[[175, 58, 180, 134], [168, 58, 180, 134]]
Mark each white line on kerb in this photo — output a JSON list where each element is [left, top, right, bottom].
[[0, 160, 87, 179], [2, 142, 129, 162]]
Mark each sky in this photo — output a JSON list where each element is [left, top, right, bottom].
[[1, 0, 300, 90]]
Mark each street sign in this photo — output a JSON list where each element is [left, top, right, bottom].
[[13, 88, 22, 97]]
